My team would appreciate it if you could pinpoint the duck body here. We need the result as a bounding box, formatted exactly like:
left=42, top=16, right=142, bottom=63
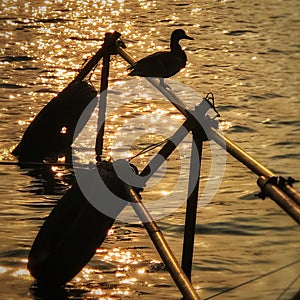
left=128, top=29, right=193, bottom=79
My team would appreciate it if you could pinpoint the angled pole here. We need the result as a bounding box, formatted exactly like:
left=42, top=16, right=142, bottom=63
left=95, top=46, right=111, bottom=160
left=257, top=176, right=300, bottom=224
left=128, top=186, right=201, bottom=300
left=210, top=128, right=300, bottom=224
left=281, top=183, right=300, bottom=207
left=139, top=120, right=190, bottom=179
left=181, top=132, right=203, bottom=280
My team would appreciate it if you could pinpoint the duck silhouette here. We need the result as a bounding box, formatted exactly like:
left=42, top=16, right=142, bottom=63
left=128, top=29, right=194, bottom=87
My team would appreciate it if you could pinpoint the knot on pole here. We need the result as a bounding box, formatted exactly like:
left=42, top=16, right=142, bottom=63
left=257, top=175, right=300, bottom=224
left=104, top=32, right=126, bottom=55
left=257, top=176, right=280, bottom=200
left=109, top=159, right=145, bottom=195
left=203, top=92, right=220, bottom=119
left=188, top=93, right=220, bottom=141
left=286, top=176, right=299, bottom=186
left=256, top=175, right=298, bottom=200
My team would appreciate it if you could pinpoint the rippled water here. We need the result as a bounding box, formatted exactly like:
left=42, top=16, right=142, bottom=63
left=0, top=0, right=299, bottom=299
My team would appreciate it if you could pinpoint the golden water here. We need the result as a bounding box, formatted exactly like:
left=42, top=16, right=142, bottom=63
left=0, top=0, right=299, bottom=299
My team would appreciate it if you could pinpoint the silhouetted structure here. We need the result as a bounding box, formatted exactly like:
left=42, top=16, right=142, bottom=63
left=28, top=161, right=130, bottom=286
left=12, top=80, right=97, bottom=162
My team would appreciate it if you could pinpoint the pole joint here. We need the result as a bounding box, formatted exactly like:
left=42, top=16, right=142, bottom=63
left=104, top=32, right=126, bottom=55
left=257, top=175, right=299, bottom=200
left=257, top=176, right=280, bottom=200
left=187, top=93, right=220, bottom=142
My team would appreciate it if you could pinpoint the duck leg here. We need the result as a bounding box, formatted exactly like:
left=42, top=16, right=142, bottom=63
left=159, top=78, right=172, bottom=90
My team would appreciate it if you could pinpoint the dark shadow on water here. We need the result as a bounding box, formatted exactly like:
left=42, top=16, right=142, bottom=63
left=29, top=282, right=89, bottom=300
left=18, top=166, right=73, bottom=197
left=18, top=150, right=77, bottom=196
left=25, top=165, right=74, bottom=196
left=29, top=283, right=70, bottom=300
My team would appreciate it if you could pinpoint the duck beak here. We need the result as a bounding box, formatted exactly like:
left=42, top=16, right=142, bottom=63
left=184, top=33, right=194, bottom=40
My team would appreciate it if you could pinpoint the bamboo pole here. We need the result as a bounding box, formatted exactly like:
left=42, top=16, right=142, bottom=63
left=181, top=133, right=203, bottom=280
left=95, top=51, right=110, bottom=160
left=128, top=187, right=201, bottom=300
left=257, top=176, right=300, bottom=224
left=281, top=183, right=300, bottom=207
left=139, top=121, right=190, bottom=178
left=209, top=128, right=273, bottom=177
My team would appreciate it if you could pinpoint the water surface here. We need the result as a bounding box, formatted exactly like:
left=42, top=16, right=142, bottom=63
left=0, top=0, right=299, bottom=299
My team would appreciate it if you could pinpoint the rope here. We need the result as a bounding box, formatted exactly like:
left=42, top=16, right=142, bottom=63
left=204, top=259, right=300, bottom=300
left=0, top=160, right=94, bottom=169
left=0, top=137, right=169, bottom=167
left=276, top=272, right=300, bottom=300
left=0, top=138, right=169, bottom=167
left=129, top=138, right=169, bottom=161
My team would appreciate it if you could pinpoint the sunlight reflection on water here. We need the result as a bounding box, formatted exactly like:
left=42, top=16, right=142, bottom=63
left=0, top=0, right=299, bottom=299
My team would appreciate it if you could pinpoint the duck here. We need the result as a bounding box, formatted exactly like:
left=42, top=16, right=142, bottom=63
left=128, top=29, right=194, bottom=87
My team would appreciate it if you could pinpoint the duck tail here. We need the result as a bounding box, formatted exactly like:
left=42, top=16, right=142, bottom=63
left=127, top=68, right=139, bottom=76
left=127, top=64, right=135, bottom=71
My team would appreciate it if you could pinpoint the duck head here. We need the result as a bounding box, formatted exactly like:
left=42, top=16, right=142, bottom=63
left=171, top=29, right=194, bottom=42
